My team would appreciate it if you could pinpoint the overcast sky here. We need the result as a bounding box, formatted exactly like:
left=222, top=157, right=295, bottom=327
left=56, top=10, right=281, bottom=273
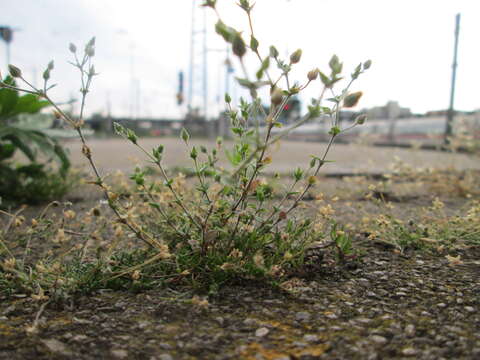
left=2, top=0, right=479, bottom=119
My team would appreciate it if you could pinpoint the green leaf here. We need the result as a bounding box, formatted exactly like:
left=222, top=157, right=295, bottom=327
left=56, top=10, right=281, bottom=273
left=0, top=142, right=15, bottom=160
left=15, top=94, right=50, bottom=114
left=215, top=20, right=237, bottom=43
left=0, top=77, right=19, bottom=120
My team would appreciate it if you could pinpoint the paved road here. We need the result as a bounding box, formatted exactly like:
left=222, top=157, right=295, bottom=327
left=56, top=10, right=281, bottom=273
left=64, top=137, right=480, bottom=176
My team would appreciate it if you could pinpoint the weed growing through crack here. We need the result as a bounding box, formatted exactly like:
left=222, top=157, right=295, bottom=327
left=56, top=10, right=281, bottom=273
left=1, top=0, right=371, bottom=297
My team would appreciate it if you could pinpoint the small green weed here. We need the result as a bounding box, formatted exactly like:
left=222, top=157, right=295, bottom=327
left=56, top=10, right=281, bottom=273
left=0, top=0, right=372, bottom=297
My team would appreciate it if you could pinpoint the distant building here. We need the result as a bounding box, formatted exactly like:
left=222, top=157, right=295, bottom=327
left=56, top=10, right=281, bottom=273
left=365, top=101, right=411, bottom=120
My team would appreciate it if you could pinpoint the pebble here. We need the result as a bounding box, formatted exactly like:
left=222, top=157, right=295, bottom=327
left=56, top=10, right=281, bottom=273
left=41, top=339, right=70, bottom=355
left=356, top=317, right=372, bottom=324
left=405, top=324, right=415, bottom=337
left=295, top=312, right=311, bottom=321
left=370, top=335, right=387, bottom=345
left=71, top=334, right=89, bottom=342
left=464, top=306, right=475, bottom=313
left=158, top=354, right=173, bottom=360
left=303, top=334, right=319, bottom=342
left=255, top=327, right=269, bottom=337
left=325, top=313, right=338, bottom=319
left=111, top=349, right=128, bottom=359
left=243, top=318, right=257, bottom=326
left=402, top=348, right=417, bottom=356
left=437, top=303, right=447, bottom=308
left=138, top=321, right=150, bottom=329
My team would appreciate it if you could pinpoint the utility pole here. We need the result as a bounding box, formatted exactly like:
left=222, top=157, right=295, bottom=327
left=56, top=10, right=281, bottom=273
left=444, top=13, right=460, bottom=145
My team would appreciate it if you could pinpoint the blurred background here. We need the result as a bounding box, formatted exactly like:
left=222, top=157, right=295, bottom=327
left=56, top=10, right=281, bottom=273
left=1, top=0, right=479, bottom=146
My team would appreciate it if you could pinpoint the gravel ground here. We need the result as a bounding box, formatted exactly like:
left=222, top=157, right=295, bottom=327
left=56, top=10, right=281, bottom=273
left=2, top=141, right=479, bottom=359
left=1, top=244, right=479, bottom=360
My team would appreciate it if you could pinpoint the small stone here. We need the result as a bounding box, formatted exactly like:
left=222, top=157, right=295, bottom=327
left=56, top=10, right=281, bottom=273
left=402, top=348, right=417, bottom=356
left=464, top=306, right=475, bottom=313
left=395, top=292, right=407, bottom=297
left=243, top=318, right=257, bottom=326
left=405, top=324, right=415, bottom=337
left=325, top=313, right=338, bottom=319
left=158, top=354, right=173, bottom=360
left=303, top=334, right=319, bottom=343
left=159, top=342, right=173, bottom=350
left=111, top=349, right=128, bottom=359
left=370, top=335, right=387, bottom=345
left=437, top=303, right=447, bottom=308
left=295, top=312, right=311, bottom=321
left=41, top=339, right=70, bottom=355
left=356, top=317, right=372, bottom=324
left=255, top=327, right=269, bottom=337
left=71, top=334, right=89, bottom=342
left=215, top=316, right=225, bottom=326
left=291, top=341, right=307, bottom=348
left=138, top=321, right=150, bottom=329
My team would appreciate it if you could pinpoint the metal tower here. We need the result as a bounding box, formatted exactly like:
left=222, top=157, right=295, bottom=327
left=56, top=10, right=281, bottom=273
left=187, top=1, right=208, bottom=120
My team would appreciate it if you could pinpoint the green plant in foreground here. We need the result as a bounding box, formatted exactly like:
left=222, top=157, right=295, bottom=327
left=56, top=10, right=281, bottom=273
left=0, top=0, right=370, bottom=292
left=0, top=75, right=71, bottom=208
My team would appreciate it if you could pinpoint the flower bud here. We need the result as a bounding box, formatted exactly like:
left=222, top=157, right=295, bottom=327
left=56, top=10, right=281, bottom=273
left=69, top=43, right=77, bottom=53
left=270, top=87, right=284, bottom=106
left=343, top=91, right=363, bottom=108
left=363, top=59, right=372, bottom=70
left=250, top=35, right=259, bottom=52
left=355, top=114, right=367, bottom=125
left=232, top=33, right=246, bottom=58
left=269, top=46, right=279, bottom=58
left=85, top=46, right=95, bottom=57
left=307, top=68, right=319, bottom=81
left=8, top=64, right=22, bottom=78
left=181, top=127, right=190, bottom=143
left=289, top=49, right=302, bottom=64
